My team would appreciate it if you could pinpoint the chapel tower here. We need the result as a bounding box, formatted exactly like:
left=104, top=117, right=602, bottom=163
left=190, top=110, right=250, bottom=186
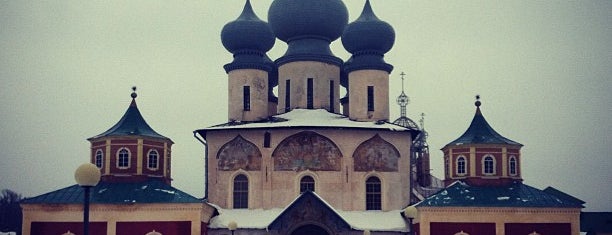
left=268, top=0, right=348, bottom=114
left=87, top=87, right=174, bottom=184
left=441, top=96, right=523, bottom=186
left=342, top=0, right=395, bottom=121
left=221, top=0, right=277, bottom=122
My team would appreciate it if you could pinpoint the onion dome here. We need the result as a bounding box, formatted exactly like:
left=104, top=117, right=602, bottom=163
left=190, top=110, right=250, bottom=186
left=342, top=0, right=395, bottom=73
left=221, top=0, right=275, bottom=72
left=268, top=0, right=348, bottom=65
left=445, top=97, right=522, bottom=147
left=88, top=87, right=171, bottom=142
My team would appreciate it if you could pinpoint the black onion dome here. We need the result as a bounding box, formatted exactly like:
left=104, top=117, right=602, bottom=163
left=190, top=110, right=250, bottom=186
left=268, top=0, right=348, bottom=42
left=221, top=0, right=275, bottom=53
left=342, top=0, right=395, bottom=54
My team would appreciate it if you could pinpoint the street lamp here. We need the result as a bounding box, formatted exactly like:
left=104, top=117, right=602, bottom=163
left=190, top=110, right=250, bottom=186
left=404, top=206, right=418, bottom=235
left=74, top=163, right=101, bottom=235
left=228, top=221, right=237, bottom=235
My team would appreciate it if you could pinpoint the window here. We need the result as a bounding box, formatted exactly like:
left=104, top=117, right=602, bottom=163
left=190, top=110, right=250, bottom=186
left=95, top=149, right=103, bottom=168
left=300, top=175, right=315, bottom=193
left=329, top=80, right=335, bottom=113
left=233, top=174, right=249, bottom=209
left=285, top=80, right=291, bottom=112
left=243, top=86, right=251, bottom=111
left=483, top=155, right=495, bottom=175
left=147, top=149, right=159, bottom=170
left=366, top=176, right=381, bottom=210
left=456, top=156, right=467, bottom=175
left=307, top=78, right=313, bottom=109
left=117, top=148, right=130, bottom=169
left=509, top=155, right=517, bottom=176
left=367, top=86, right=374, bottom=111
left=264, top=132, right=271, bottom=148
left=444, top=157, right=450, bottom=177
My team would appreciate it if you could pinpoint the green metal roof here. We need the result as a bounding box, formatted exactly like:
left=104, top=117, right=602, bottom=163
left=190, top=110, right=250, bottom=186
left=88, top=95, right=171, bottom=142
left=416, top=181, right=583, bottom=208
left=445, top=103, right=521, bottom=148
left=22, top=179, right=200, bottom=204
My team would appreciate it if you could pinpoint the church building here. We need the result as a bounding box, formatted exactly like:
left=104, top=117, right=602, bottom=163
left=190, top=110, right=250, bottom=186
left=195, top=0, right=419, bottom=234
left=20, top=1, right=586, bottom=235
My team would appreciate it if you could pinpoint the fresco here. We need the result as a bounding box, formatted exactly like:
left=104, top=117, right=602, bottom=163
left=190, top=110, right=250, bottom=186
left=353, top=135, right=400, bottom=172
left=217, top=136, right=262, bottom=171
left=272, top=132, right=342, bottom=171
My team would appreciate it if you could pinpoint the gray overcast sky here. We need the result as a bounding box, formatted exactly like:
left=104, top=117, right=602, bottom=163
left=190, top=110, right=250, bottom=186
left=1, top=1, right=610, bottom=211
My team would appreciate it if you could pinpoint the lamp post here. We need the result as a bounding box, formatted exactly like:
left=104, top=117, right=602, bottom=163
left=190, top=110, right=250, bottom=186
left=74, top=163, right=101, bottom=235
left=404, top=206, right=418, bottom=235
left=228, top=221, right=237, bottom=235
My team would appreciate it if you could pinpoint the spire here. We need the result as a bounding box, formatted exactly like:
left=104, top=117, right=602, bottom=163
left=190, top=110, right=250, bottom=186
left=397, top=72, right=409, bottom=117
left=88, top=87, right=171, bottom=141
left=130, top=86, right=137, bottom=106
left=392, top=72, right=418, bottom=129
left=419, top=113, right=426, bottom=130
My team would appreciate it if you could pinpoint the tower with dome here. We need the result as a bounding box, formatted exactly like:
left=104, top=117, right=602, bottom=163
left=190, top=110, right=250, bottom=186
left=196, top=0, right=419, bottom=234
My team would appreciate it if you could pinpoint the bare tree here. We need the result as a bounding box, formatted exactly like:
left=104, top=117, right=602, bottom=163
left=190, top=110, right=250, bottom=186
left=0, top=189, right=23, bottom=235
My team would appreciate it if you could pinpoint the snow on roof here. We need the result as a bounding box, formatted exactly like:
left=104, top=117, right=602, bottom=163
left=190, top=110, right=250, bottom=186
left=208, top=207, right=408, bottom=232
left=202, top=109, right=412, bottom=132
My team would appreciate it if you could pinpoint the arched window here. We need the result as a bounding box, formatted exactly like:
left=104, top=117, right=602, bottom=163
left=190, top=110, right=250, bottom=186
left=117, top=148, right=130, bottom=169
left=95, top=149, right=103, bottom=168
left=147, top=149, right=159, bottom=170
left=366, top=176, right=381, bottom=210
left=483, top=155, right=495, bottom=175
left=300, top=176, right=315, bottom=193
left=456, top=156, right=467, bottom=175
left=509, top=155, right=517, bottom=176
left=233, top=174, right=249, bottom=209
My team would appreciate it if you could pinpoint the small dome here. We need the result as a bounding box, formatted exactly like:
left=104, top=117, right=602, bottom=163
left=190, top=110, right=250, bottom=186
left=221, top=0, right=275, bottom=53
left=342, top=0, right=395, bottom=54
left=268, top=0, right=348, bottom=43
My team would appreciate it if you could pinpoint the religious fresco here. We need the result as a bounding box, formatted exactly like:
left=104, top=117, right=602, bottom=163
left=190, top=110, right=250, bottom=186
left=272, top=132, right=342, bottom=171
left=353, top=134, right=400, bottom=172
left=217, top=136, right=262, bottom=171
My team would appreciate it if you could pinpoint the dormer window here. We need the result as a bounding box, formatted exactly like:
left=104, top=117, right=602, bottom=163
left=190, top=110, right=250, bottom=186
left=117, top=148, right=131, bottom=169
left=147, top=149, right=159, bottom=170
left=456, top=155, right=467, bottom=176
left=95, top=149, right=104, bottom=168
left=483, top=155, right=495, bottom=175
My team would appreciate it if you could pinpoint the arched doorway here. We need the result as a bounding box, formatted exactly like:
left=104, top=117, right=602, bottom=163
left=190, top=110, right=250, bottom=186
left=290, top=224, right=330, bottom=235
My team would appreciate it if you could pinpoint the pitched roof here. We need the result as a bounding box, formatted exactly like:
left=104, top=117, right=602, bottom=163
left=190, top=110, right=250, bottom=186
left=88, top=98, right=171, bottom=141
left=445, top=104, right=521, bottom=147
left=22, top=179, right=200, bottom=204
left=415, top=181, right=583, bottom=208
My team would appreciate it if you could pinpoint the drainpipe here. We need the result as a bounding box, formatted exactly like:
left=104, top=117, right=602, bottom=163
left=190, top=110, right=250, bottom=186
left=193, top=131, right=208, bottom=200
